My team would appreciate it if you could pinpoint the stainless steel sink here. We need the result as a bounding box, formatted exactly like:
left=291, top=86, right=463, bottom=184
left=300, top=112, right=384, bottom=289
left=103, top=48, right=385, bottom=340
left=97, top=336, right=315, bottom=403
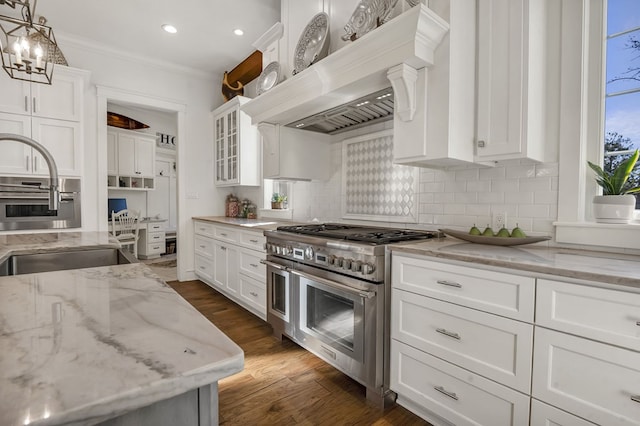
left=0, top=248, right=136, bottom=276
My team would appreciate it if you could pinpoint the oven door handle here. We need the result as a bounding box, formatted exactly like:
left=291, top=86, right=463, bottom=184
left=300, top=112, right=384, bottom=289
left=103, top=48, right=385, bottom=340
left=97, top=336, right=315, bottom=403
left=290, top=269, right=376, bottom=300
left=259, top=259, right=290, bottom=272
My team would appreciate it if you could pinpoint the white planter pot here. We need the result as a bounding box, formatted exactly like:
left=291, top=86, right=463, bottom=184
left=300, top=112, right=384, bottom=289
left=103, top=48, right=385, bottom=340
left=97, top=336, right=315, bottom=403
left=593, top=195, right=636, bottom=223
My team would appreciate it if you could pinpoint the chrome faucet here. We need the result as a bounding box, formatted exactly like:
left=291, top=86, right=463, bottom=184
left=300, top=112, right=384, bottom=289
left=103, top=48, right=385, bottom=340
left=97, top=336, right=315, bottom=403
left=0, top=133, right=60, bottom=210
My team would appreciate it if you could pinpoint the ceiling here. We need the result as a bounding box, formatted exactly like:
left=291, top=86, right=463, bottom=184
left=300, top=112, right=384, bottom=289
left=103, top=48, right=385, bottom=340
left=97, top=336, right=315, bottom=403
left=1, top=0, right=281, bottom=79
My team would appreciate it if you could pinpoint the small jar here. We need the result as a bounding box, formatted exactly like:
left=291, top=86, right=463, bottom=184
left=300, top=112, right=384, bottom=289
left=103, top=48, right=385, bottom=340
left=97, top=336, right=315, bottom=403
left=227, top=195, right=239, bottom=218
left=247, top=204, right=257, bottom=219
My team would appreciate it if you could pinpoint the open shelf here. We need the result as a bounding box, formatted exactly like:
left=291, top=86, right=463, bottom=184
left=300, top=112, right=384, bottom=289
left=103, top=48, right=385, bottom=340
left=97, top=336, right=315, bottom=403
left=108, top=175, right=155, bottom=191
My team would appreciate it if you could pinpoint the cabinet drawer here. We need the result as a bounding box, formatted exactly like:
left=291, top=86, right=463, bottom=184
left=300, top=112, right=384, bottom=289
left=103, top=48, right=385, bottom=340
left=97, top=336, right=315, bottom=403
left=215, top=225, right=239, bottom=243
left=195, top=255, right=214, bottom=283
left=239, top=274, right=266, bottom=320
left=146, top=242, right=165, bottom=256
left=146, top=231, right=165, bottom=244
left=391, top=340, right=530, bottom=426
left=239, top=248, right=265, bottom=281
left=147, top=222, right=165, bottom=232
left=392, top=289, right=533, bottom=393
left=532, top=327, right=640, bottom=426
left=195, top=235, right=214, bottom=258
left=194, top=221, right=215, bottom=238
left=391, top=254, right=535, bottom=321
left=240, top=230, right=266, bottom=251
left=537, top=279, right=640, bottom=351
left=530, top=399, right=597, bottom=426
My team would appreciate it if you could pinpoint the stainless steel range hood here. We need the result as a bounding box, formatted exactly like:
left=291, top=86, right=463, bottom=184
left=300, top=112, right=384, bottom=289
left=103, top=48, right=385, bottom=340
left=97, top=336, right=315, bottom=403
left=286, top=87, right=394, bottom=135
left=242, top=5, right=449, bottom=132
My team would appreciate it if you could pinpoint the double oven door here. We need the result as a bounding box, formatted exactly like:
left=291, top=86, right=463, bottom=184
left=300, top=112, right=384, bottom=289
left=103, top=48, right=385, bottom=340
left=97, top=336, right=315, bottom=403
left=264, top=256, right=381, bottom=389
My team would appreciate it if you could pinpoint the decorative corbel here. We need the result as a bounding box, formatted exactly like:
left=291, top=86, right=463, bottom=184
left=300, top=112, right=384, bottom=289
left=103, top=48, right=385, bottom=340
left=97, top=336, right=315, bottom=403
left=387, top=64, right=419, bottom=122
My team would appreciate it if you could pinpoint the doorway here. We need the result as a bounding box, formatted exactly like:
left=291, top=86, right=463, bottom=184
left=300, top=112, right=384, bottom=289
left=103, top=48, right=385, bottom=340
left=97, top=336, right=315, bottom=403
left=97, top=86, right=186, bottom=281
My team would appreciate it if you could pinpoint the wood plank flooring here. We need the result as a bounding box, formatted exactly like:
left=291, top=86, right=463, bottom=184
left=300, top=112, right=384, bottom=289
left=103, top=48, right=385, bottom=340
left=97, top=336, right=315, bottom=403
left=168, top=280, right=431, bottom=426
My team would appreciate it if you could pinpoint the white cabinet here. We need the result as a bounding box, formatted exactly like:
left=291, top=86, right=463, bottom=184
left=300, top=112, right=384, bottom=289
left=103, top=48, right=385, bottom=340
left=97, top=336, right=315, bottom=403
left=212, top=96, right=260, bottom=187
left=138, top=221, right=167, bottom=260
left=475, top=0, right=547, bottom=162
left=391, top=253, right=535, bottom=425
left=530, top=399, right=597, bottom=426
left=0, top=65, right=86, bottom=177
left=258, top=123, right=331, bottom=181
left=194, top=220, right=267, bottom=320
left=107, top=128, right=156, bottom=190
left=533, top=278, right=640, bottom=426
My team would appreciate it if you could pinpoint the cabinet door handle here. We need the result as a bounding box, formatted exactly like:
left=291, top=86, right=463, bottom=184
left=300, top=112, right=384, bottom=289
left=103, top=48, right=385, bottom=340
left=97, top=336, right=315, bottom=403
left=199, top=245, right=206, bottom=249
left=25, top=155, right=30, bottom=171
left=250, top=263, right=258, bottom=268
left=32, top=155, right=38, bottom=172
left=477, top=140, right=485, bottom=148
left=24, top=95, right=28, bottom=112
left=636, top=321, right=640, bottom=326
left=436, top=280, right=462, bottom=288
left=434, top=386, right=458, bottom=401
left=250, top=239, right=259, bottom=243
left=250, top=291, right=258, bottom=297
left=220, top=233, right=228, bottom=237
left=220, top=246, right=226, bottom=251
left=436, top=328, right=461, bottom=340
left=631, top=395, right=640, bottom=404
left=32, top=97, right=36, bottom=113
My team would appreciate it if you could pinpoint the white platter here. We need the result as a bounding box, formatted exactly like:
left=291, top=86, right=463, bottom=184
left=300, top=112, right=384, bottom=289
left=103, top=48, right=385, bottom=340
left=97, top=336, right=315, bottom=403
left=440, top=229, right=551, bottom=246
left=293, top=12, right=330, bottom=75
left=342, top=0, right=399, bottom=42
left=257, top=61, right=282, bottom=95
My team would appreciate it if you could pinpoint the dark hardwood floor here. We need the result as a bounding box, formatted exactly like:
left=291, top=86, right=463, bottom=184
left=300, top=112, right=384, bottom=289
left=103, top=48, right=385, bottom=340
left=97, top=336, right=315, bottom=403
left=168, top=280, right=430, bottom=425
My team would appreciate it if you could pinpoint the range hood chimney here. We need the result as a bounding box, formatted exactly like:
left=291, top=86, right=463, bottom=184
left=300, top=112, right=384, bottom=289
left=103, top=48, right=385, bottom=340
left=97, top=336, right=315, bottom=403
left=241, top=5, right=449, bottom=132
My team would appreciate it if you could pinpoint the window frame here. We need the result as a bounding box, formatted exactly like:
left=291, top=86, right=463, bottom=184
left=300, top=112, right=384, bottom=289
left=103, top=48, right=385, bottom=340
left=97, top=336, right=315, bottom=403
left=554, top=0, right=640, bottom=250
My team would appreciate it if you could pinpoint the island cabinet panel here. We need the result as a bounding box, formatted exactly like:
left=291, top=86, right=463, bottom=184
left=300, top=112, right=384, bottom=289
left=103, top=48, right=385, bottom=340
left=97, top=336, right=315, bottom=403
left=392, top=254, right=535, bottom=321
left=532, top=327, right=640, bottom=426
left=194, top=220, right=267, bottom=320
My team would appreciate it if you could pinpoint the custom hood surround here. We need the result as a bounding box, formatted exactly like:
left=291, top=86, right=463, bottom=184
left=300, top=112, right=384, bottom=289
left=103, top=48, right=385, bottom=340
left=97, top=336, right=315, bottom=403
left=241, top=4, right=449, bottom=133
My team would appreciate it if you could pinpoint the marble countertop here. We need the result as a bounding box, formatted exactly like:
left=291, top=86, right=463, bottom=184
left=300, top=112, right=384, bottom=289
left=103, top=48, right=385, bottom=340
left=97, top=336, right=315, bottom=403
left=390, top=236, right=640, bottom=288
left=192, top=216, right=297, bottom=231
left=0, top=232, right=244, bottom=426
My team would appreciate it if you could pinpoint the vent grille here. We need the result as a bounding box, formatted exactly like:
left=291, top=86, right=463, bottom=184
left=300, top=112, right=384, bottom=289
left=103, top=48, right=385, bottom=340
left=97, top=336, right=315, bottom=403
left=285, top=88, right=394, bottom=134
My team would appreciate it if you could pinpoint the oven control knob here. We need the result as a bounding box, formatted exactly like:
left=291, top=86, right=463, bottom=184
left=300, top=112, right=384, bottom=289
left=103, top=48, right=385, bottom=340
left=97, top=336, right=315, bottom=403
left=352, top=261, right=362, bottom=272
left=343, top=259, right=352, bottom=270
left=304, top=246, right=314, bottom=260
left=335, top=257, right=344, bottom=267
left=275, top=245, right=282, bottom=255
left=282, top=246, right=292, bottom=255
left=362, top=262, right=376, bottom=275
left=328, top=255, right=337, bottom=265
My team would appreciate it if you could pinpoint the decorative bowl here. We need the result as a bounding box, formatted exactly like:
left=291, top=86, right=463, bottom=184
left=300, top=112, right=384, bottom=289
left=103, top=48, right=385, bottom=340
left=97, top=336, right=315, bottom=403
left=293, top=12, right=330, bottom=75
left=257, top=61, right=282, bottom=95
left=439, top=229, right=551, bottom=246
left=342, top=0, right=399, bottom=42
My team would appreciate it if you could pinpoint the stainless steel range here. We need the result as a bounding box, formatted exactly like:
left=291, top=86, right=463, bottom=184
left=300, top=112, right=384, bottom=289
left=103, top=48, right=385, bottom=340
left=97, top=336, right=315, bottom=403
left=261, top=223, right=442, bottom=407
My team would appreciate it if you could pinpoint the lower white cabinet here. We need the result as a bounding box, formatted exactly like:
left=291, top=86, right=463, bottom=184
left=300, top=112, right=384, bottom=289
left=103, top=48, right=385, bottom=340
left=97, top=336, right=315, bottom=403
left=530, top=399, right=597, bottom=426
left=194, top=220, right=266, bottom=320
left=138, top=221, right=166, bottom=259
left=391, top=341, right=530, bottom=426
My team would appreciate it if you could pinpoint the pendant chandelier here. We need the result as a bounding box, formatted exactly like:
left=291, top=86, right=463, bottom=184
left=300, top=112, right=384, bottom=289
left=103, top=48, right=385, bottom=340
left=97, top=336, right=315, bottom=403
left=0, top=0, right=64, bottom=84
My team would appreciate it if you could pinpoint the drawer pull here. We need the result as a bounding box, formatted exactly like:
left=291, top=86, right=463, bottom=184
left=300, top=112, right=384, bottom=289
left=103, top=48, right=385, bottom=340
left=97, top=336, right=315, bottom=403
left=632, top=395, right=640, bottom=404
left=250, top=239, right=259, bottom=243
left=220, top=233, right=228, bottom=237
left=199, top=245, right=206, bottom=249
left=220, top=246, right=226, bottom=251
left=434, top=386, right=459, bottom=401
left=199, top=266, right=205, bottom=270
left=250, top=263, right=258, bottom=268
left=436, top=328, right=461, bottom=340
left=636, top=321, right=640, bottom=327
left=250, top=291, right=258, bottom=297
left=436, top=280, right=462, bottom=288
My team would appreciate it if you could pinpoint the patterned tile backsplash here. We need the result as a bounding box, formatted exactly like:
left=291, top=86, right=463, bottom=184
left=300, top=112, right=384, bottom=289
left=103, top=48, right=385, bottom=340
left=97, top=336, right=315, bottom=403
left=289, top=126, right=558, bottom=236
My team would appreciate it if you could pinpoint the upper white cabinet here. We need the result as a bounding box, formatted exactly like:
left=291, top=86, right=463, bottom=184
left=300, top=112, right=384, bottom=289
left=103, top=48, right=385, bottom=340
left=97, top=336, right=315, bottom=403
left=475, top=0, right=547, bottom=163
left=107, top=128, right=156, bottom=190
left=258, top=123, right=331, bottom=181
left=212, top=96, right=260, bottom=187
left=0, top=66, right=87, bottom=176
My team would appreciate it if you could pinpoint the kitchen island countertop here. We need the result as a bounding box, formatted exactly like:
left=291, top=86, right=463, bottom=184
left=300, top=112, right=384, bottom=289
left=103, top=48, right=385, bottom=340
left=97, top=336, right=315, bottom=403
left=0, top=232, right=243, bottom=426
left=390, top=236, right=640, bottom=288
left=192, top=216, right=299, bottom=231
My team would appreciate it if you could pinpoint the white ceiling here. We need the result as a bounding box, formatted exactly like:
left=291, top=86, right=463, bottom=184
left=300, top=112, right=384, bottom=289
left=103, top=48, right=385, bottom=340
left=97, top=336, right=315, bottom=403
left=1, top=0, right=281, bottom=78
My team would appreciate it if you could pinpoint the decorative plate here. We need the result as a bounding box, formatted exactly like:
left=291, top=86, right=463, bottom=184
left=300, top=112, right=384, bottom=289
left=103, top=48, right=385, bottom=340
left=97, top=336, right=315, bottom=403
left=439, top=229, right=551, bottom=246
left=341, top=0, right=399, bottom=42
left=293, top=12, right=330, bottom=75
left=257, top=61, right=282, bottom=95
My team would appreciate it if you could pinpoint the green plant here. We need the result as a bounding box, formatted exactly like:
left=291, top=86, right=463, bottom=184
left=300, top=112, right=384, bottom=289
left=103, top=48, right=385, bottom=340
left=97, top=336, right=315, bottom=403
left=271, top=193, right=287, bottom=203
left=588, top=149, right=640, bottom=195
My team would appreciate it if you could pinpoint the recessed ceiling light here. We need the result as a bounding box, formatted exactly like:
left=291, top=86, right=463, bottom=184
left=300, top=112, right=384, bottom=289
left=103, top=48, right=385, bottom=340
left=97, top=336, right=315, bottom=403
left=162, top=24, right=177, bottom=34
left=234, top=29, right=244, bottom=36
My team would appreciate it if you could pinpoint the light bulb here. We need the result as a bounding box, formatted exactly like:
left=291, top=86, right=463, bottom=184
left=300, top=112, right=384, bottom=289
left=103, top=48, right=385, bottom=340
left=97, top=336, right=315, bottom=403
left=161, top=24, right=177, bottom=34
left=34, top=43, right=43, bottom=69
left=20, top=37, right=30, bottom=57
left=13, top=39, right=23, bottom=65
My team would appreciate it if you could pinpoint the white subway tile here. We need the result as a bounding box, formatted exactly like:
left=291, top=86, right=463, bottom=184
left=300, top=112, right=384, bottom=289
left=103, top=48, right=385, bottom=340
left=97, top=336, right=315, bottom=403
left=434, top=192, right=455, bottom=203
left=466, top=180, right=492, bottom=192
left=445, top=181, right=467, bottom=193
left=476, top=192, right=505, bottom=204
left=479, top=166, right=506, bottom=180
left=535, top=163, right=559, bottom=177
left=455, top=192, right=478, bottom=204
left=422, top=182, right=445, bottom=193
left=534, top=191, right=558, bottom=205
left=491, top=179, right=519, bottom=192
left=532, top=219, right=555, bottom=234
left=518, top=204, right=551, bottom=218
left=466, top=204, right=491, bottom=216
left=420, top=192, right=434, bottom=204
left=505, top=191, right=534, bottom=204
left=506, top=164, right=536, bottom=178
left=455, top=168, right=479, bottom=181
left=418, top=214, right=434, bottom=224
left=444, top=204, right=466, bottom=215
left=422, top=204, right=444, bottom=214
left=519, top=177, right=552, bottom=192
left=420, top=171, right=436, bottom=183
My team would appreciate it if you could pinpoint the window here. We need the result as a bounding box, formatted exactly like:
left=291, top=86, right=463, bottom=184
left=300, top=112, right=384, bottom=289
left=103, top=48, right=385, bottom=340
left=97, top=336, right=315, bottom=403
left=263, top=179, right=291, bottom=209
left=603, top=0, right=640, bottom=207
